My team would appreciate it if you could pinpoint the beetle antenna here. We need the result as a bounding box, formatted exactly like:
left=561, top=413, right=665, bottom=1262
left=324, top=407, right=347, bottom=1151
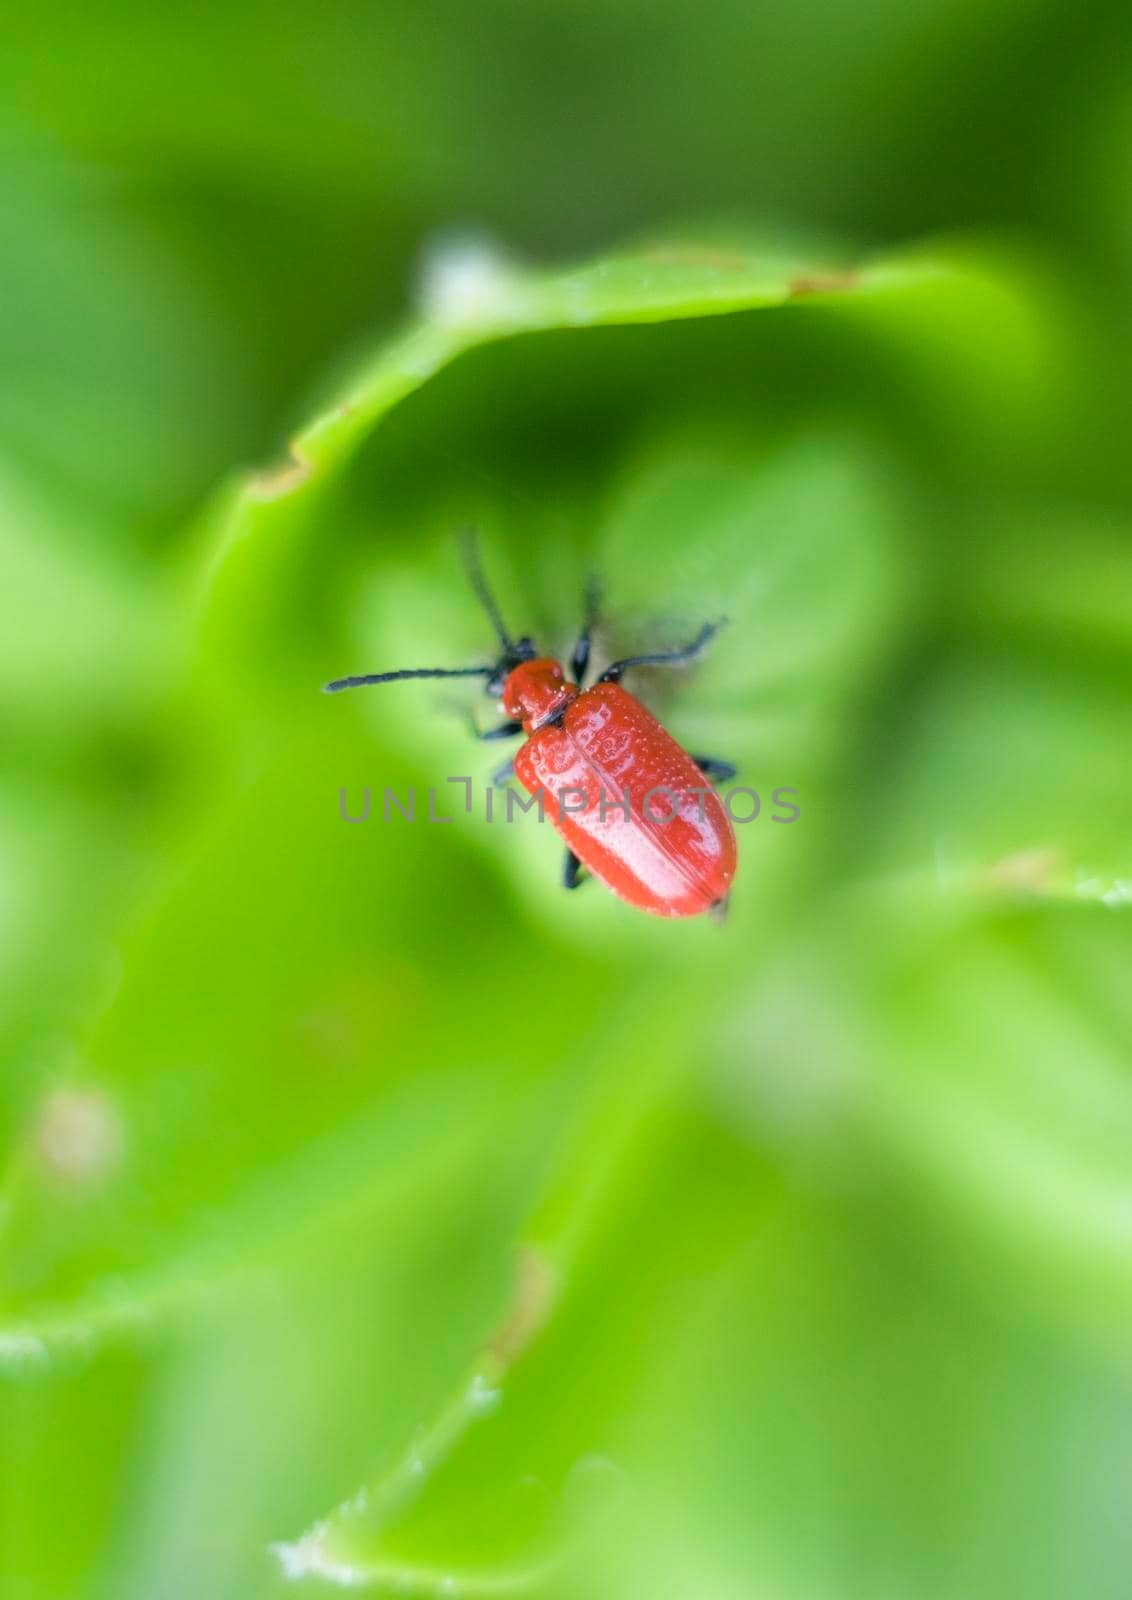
left=324, top=666, right=493, bottom=693
left=459, top=526, right=516, bottom=652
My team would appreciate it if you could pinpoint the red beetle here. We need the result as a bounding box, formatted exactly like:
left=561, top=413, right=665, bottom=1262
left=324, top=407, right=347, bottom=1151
left=325, top=536, right=738, bottom=919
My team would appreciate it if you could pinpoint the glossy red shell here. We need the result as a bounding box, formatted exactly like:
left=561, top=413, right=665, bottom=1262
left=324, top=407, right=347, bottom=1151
left=509, top=679, right=737, bottom=918
left=501, top=658, right=576, bottom=730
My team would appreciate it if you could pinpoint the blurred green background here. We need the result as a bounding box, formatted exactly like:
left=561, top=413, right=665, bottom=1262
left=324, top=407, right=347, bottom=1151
left=4, top=3, right=1132, bottom=1597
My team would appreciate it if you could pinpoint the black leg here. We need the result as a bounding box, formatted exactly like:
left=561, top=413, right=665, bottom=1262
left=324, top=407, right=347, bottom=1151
left=563, top=849, right=587, bottom=890
left=569, top=576, right=601, bottom=686
left=692, top=754, right=737, bottom=784
left=475, top=718, right=523, bottom=742
left=479, top=720, right=522, bottom=785
left=597, top=620, right=723, bottom=685
left=491, top=757, right=516, bottom=787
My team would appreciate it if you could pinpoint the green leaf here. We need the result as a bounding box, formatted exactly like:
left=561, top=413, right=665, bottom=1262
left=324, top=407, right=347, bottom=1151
left=4, top=227, right=1124, bottom=1600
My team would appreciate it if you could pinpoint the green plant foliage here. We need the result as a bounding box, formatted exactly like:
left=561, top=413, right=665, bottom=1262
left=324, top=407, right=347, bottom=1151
left=3, top=9, right=1132, bottom=1599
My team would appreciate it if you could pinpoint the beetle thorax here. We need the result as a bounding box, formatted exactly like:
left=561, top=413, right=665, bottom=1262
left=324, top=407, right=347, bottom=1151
left=501, top=658, right=578, bottom=731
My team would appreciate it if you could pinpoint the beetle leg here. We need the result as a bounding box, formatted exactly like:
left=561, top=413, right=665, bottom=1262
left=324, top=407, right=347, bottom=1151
left=569, top=575, right=601, bottom=685
left=479, top=719, right=523, bottom=741
left=692, top=755, right=737, bottom=784
left=459, top=709, right=523, bottom=742
left=563, top=849, right=587, bottom=890
left=480, top=720, right=522, bottom=785
left=597, top=619, right=723, bottom=684
left=491, top=757, right=516, bottom=787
